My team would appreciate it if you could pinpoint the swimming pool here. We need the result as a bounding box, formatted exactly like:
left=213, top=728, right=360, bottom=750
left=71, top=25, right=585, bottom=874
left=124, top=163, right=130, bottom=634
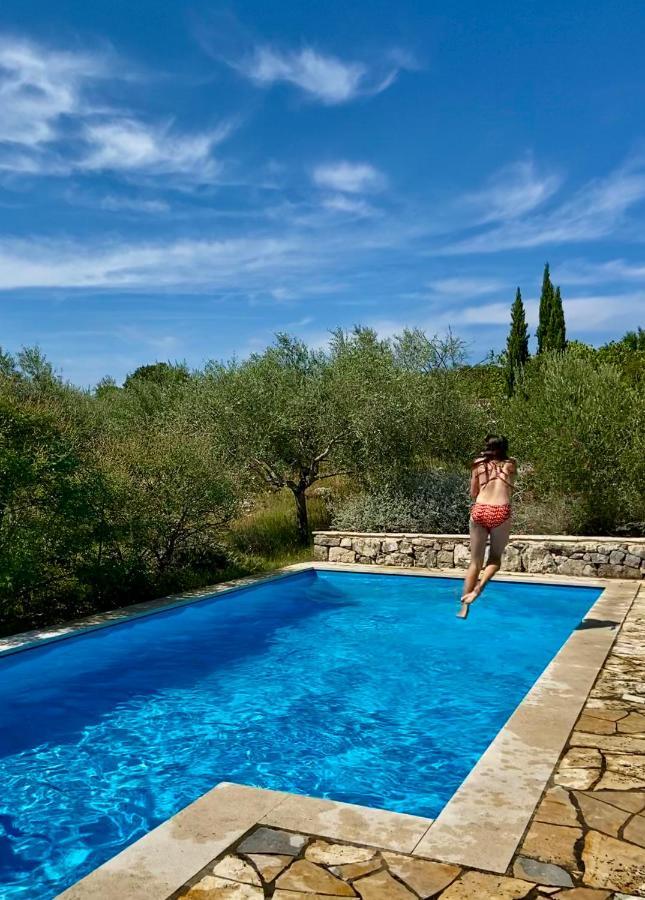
left=0, top=568, right=600, bottom=899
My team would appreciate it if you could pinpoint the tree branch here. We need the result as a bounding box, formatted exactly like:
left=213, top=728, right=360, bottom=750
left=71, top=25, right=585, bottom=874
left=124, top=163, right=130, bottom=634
left=313, top=432, right=346, bottom=466
left=251, top=457, right=285, bottom=490
left=315, top=470, right=355, bottom=481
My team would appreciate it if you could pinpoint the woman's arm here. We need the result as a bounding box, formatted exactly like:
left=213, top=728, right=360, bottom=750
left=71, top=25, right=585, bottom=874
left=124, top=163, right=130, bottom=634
left=470, top=459, right=484, bottom=499
left=506, top=457, right=518, bottom=486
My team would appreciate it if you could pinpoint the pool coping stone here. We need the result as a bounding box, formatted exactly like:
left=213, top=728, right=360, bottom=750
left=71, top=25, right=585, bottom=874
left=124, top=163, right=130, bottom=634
left=57, top=783, right=287, bottom=900
left=259, top=793, right=434, bottom=853
left=10, top=563, right=633, bottom=898
left=413, top=578, right=637, bottom=871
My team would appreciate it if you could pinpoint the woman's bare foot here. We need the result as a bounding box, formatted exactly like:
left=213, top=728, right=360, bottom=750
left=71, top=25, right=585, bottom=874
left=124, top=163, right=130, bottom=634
left=456, top=589, right=479, bottom=619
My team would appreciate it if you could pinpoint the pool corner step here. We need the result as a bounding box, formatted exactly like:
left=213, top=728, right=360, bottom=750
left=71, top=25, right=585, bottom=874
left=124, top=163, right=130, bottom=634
left=56, top=783, right=286, bottom=900
left=261, top=792, right=434, bottom=855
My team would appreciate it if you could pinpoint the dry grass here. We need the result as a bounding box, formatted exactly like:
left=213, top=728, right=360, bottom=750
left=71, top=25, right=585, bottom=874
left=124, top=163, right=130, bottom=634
left=227, top=489, right=331, bottom=563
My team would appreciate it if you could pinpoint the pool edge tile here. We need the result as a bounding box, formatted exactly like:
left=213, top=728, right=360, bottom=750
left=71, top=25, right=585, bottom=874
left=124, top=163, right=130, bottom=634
left=260, top=793, right=434, bottom=854
left=411, top=580, right=639, bottom=873
left=55, top=782, right=286, bottom=900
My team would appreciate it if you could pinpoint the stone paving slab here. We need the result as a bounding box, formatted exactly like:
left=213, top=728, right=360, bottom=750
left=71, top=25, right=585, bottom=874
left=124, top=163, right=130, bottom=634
left=172, top=827, right=641, bottom=899
left=513, top=585, right=645, bottom=897
left=260, top=793, right=434, bottom=854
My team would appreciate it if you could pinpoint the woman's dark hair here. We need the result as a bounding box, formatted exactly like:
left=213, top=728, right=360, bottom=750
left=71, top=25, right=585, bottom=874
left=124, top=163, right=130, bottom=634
left=482, top=434, right=509, bottom=461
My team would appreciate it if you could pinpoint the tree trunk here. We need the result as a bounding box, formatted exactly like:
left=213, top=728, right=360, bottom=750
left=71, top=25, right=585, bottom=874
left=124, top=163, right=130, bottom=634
left=291, top=487, right=309, bottom=545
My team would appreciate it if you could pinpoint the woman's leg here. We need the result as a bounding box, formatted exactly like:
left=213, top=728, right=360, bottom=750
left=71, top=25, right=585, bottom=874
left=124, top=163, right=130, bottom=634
left=470, top=515, right=513, bottom=600
left=457, top=519, right=488, bottom=616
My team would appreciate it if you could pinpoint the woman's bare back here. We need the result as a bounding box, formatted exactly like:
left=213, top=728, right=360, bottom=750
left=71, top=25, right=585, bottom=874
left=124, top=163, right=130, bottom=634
left=472, top=457, right=516, bottom=506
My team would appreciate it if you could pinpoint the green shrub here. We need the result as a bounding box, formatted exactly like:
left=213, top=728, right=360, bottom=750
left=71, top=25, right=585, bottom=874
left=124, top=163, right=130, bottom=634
left=502, top=352, right=645, bottom=534
left=510, top=493, right=584, bottom=535
left=0, top=353, right=241, bottom=635
left=331, top=470, right=470, bottom=533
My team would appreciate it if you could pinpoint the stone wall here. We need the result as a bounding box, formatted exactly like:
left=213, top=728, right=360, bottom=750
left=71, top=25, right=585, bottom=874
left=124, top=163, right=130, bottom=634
left=313, top=532, right=645, bottom=579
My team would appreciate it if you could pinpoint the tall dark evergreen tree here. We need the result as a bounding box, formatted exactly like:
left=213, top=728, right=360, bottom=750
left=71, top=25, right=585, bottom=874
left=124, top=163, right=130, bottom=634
left=536, top=262, right=554, bottom=353
left=505, top=287, right=530, bottom=395
left=620, top=327, right=645, bottom=351
left=551, top=285, right=566, bottom=351
left=537, top=263, right=567, bottom=352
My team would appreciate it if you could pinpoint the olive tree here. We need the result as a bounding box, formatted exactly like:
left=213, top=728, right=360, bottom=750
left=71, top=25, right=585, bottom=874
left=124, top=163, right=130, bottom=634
left=92, top=383, right=239, bottom=592
left=502, top=351, right=645, bottom=533
left=0, top=350, right=102, bottom=632
left=199, top=329, right=423, bottom=543
left=390, top=328, right=491, bottom=465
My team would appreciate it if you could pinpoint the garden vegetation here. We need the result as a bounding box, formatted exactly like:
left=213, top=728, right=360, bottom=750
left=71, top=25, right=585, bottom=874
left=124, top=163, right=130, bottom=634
left=1, top=269, right=643, bottom=634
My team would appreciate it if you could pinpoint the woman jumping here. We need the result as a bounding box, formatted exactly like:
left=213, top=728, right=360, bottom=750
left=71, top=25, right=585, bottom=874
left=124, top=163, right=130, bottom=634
left=457, top=434, right=516, bottom=619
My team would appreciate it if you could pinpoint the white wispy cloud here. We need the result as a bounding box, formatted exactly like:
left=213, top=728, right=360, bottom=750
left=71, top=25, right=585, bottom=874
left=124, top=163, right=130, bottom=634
left=360, top=293, right=644, bottom=348
left=457, top=301, right=529, bottom=325
left=321, top=194, right=377, bottom=217
left=117, top=326, right=181, bottom=352
left=558, top=257, right=645, bottom=285
left=269, top=283, right=346, bottom=302
left=0, top=35, right=231, bottom=183
left=442, top=294, right=643, bottom=331
left=443, top=157, right=645, bottom=254
left=99, top=194, right=170, bottom=214
left=313, top=161, right=385, bottom=193
left=0, top=37, right=104, bottom=145
left=79, top=118, right=230, bottom=180
left=460, top=159, right=561, bottom=226
left=234, top=45, right=406, bottom=104
left=0, top=213, right=414, bottom=294
left=0, top=235, right=306, bottom=291
left=561, top=294, right=645, bottom=329
left=428, top=276, right=505, bottom=297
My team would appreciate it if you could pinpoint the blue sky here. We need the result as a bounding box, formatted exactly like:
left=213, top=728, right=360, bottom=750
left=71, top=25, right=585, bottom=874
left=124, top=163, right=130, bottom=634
left=1, top=0, right=644, bottom=386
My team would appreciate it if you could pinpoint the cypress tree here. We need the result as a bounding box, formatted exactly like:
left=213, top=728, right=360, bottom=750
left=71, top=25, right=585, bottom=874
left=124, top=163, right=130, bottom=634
left=551, top=285, right=566, bottom=351
left=536, top=262, right=554, bottom=353
left=505, top=287, right=530, bottom=395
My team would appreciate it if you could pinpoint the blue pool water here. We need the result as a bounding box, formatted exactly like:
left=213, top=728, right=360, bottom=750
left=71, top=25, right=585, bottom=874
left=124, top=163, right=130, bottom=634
left=0, top=569, right=599, bottom=899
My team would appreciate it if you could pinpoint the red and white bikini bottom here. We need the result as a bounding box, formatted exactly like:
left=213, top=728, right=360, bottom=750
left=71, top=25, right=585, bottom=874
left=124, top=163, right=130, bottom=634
left=471, top=503, right=512, bottom=531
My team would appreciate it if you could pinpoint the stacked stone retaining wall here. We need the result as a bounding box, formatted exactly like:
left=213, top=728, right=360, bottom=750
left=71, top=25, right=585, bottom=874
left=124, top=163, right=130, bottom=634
left=313, top=532, right=645, bottom=579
